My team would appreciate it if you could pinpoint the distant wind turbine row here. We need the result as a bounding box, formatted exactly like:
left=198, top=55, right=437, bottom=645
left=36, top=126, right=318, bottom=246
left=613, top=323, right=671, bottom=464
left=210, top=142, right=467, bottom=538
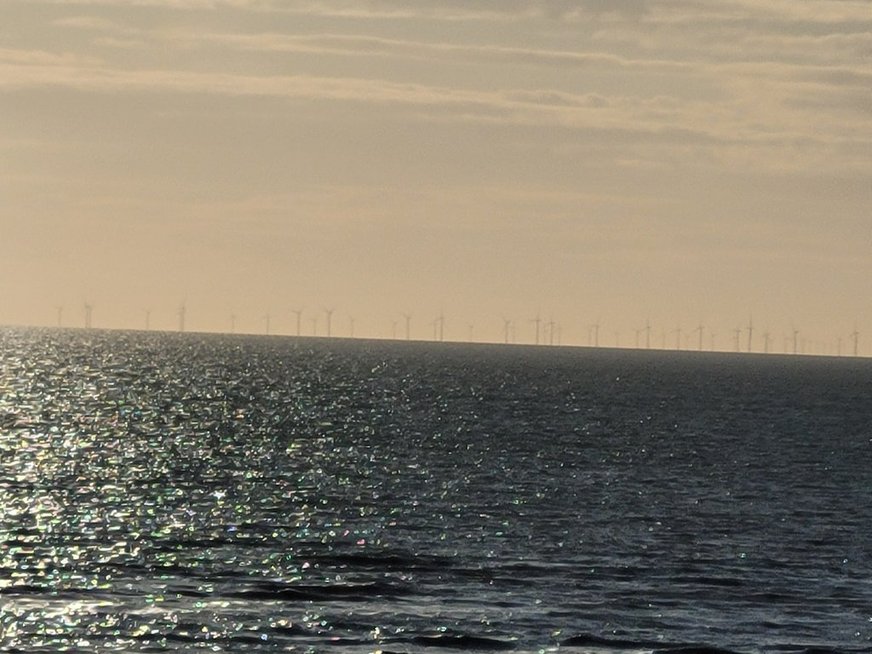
left=47, top=303, right=866, bottom=357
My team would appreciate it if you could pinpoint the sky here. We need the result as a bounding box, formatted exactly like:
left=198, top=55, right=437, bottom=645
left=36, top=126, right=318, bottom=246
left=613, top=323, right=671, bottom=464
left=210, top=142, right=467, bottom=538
left=1, top=0, right=871, bottom=352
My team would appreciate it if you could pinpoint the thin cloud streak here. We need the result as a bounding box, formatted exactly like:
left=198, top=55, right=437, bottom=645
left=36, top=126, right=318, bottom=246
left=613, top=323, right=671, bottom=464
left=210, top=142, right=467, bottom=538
left=3, top=38, right=867, bottom=143
left=185, top=31, right=695, bottom=73
left=0, top=55, right=851, bottom=143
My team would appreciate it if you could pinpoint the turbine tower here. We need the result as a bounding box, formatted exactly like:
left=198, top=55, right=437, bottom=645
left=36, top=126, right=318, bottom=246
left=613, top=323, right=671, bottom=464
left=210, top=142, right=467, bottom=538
left=83, top=302, right=93, bottom=329
left=145, top=309, right=151, bottom=331
left=747, top=316, right=754, bottom=353
left=501, top=317, right=512, bottom=345
left=56, top=306, right=63, bottom=328
left=292, top=309, right=303, bottom=337
left=434, top=312, right=444, bottom=342
left=851, top=327, right=859, bottom=356
left=402, top=313, right=412, bottom=341
left=645, top=320, right=651, bottom=349
left=348, top=315, right=355, bottom=338
left=264, top=313, right=271, bottom=335
left=324, top=308, right=334, bottom=337
left=694, top=323, right=703, bottom=351
left=532, top=314, right=542, bottom=345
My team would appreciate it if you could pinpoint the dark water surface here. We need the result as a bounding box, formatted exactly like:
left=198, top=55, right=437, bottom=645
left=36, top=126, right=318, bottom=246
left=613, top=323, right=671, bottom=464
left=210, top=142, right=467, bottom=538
left=1, top=328, right=870, bottom=653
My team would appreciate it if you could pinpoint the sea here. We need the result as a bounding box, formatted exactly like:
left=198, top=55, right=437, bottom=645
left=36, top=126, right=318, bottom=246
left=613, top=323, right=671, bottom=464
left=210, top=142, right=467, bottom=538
left=1, top=327, right=870, bottom=654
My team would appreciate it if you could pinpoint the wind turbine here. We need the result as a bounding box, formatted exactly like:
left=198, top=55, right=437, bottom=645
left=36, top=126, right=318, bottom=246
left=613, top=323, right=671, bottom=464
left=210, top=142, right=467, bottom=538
left=264, top=313, right=271, bottom=335
left=532, top=313, right=542, bottom=345
left=792, top=326, right=799, bottom=355
left=177, top=301, right=186, bottom=333
left=645, top=319, right=651, bottom=349
left=292, top=308, right=303, bottom=337
left=324, top=308, right=334, bottom=337
left=391, top=319, right=398, bottom=340
left=83, top=302, right=93, bottom=329
left=56, top=306, right=63, bottom=328
left=402, top=313, right=412, bottom=341
left=733, top=327, right=742, bottom=352
left=694, top=323, right=703, bottom=351
left=348, top=315, right=355, bottom=338
left=501, top=317, right=512, bottom=345
left=851, top=327, right=859, bottom=356
left=747, top=316, right=754, bottom=353
left=145, top=309, right=151, bottom=331
left=546, top=317, right=556, bottom=346
left=589, top=321, right=600, bottom=347
left=432, top=312, right=444, bottom=342
left=230, top=313, right=236, bottom=334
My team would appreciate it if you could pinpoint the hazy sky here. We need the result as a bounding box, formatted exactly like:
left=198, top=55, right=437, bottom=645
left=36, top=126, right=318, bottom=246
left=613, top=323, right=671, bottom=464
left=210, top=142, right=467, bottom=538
left=2, top=0, right=871, bottom=350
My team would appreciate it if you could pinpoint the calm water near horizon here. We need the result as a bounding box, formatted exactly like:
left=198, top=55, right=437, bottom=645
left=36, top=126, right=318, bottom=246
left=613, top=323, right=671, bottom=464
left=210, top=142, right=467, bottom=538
left=1, top=328, right=870, bottom=653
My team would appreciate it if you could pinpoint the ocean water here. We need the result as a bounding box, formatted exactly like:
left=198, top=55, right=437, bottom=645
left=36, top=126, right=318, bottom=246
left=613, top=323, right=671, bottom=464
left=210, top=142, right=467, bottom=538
left=1, top=328, right=870, bottom=654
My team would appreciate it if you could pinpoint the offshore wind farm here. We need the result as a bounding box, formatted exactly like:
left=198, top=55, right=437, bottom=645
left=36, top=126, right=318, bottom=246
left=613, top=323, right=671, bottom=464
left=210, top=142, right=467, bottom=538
left=24, top=299, right=868, bottom=357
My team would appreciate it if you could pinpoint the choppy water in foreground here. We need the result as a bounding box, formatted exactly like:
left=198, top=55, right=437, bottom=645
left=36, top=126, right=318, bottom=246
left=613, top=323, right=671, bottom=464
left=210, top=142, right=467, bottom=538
left=1, top=328, right=871, bottom=654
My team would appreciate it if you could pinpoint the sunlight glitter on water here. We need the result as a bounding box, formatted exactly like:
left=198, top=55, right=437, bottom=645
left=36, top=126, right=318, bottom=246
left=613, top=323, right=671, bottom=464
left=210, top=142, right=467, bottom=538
left=1, top=328, right=871, bottom=653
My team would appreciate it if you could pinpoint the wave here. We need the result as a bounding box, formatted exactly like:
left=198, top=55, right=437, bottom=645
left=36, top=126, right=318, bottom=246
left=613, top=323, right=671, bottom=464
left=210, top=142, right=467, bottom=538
left=561, top=634, right=745, bottom=654
left=227, top=579, right=412, bottom=602
left=307, top=550, right=452, bottom=572
left=361, top=633, right=518, bottom=651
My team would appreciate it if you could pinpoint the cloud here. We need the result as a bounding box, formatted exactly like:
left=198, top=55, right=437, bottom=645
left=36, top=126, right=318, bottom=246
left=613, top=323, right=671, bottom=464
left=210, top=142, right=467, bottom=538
left=0, top=47, right=102, bottom=67
left=5, top=54, right=866, bottom=174
left=184, top=31, right=692, bottom=73
left=52, top=15, right=120, bottom=29
left=3, top=0, right=870, bottom=180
